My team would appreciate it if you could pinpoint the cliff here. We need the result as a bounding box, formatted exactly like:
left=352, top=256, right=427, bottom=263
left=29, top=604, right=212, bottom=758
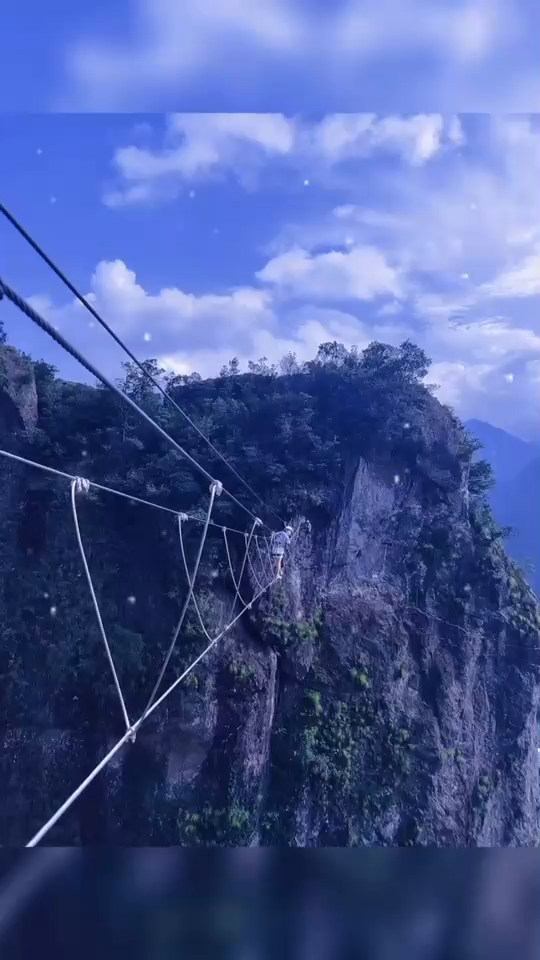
left=1, top=341, right=539, bottom=846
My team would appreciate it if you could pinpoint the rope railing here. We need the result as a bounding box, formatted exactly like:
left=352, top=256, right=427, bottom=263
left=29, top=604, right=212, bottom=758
left=0, top=448, right=267, bottom=539
left=0, top=276, right=275, bottom=533
left=19, top=471, right=277, bottom=847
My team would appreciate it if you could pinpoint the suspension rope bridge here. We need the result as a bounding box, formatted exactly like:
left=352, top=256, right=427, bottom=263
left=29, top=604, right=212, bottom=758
left=0, top=444, right=278, bottom=847
left=0, top=271, right=283, bottom=846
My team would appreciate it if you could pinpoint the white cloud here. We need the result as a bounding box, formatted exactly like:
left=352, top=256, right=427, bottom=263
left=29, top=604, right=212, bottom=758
left=273, top=116, right=540, bottom=332
left=159, top=312, right=369, bottom=380
left=27, top=245, right=540, bottom=439
left=429, top=316, right=540, bottom=362
left=308, top=113, right=458, bottom=166
left=65, top=0, right=305, bottom=110
left=257, top=245, right=404, bottom=302
left=24, top=113, right=540, bottom=439
left=59, top=0, right=538, bottom=112
left=327, top=0, right=510, bottom=64
left=479, top=252, right=540, bottom=300
left=103, top=113, right=464, bottom=206
left=104, top=113, right=297, bottom=205
left=33, top=259, right=274, bottom=355
left=27, top=259, right=373, bottom=382
left=430, top=357, right=540, bottom=436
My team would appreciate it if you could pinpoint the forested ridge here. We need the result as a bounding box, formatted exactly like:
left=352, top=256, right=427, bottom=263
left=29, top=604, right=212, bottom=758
left=1, top=325, right=539, bottom=846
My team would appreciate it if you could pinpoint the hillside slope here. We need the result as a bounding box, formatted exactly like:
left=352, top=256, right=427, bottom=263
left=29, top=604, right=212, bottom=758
left=1, top=341, right=540, bottom=846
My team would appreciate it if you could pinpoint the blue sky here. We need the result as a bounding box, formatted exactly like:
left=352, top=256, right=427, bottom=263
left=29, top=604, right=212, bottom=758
left=1, top=112, right=540, bottom=441
left=1, top=1, right=539, bottom=112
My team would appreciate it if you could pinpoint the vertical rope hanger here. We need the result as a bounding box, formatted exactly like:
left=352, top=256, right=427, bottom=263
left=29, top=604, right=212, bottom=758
left=254, top=535, right=275, bottom=584
left=71, top=477, right=132, bottom=736
left=222, top=527, right=251, bottom=609
left=226, top=518, right=262, bottom=621
left=178, top=516, right=262, bottom=639
left=139, top=479, right=223, bottom=722
left=244, top=532, right=266, bottom=593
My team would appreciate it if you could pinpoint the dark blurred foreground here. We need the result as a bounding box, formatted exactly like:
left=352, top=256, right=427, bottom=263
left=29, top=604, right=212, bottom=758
left=1, top=849, right=540, bottom=959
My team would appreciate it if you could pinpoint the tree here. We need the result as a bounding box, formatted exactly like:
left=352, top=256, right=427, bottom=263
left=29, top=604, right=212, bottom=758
left=219, top=357, right=241, bottom=377
left=279, top=352, right=299, bottom=376
left=360, top=340, right=431, bottom=384
left=396, top=340, right=431, bottom=383
left=247, top=357, right=278, bottom=377
left=468, top=459, right=495, bottom=496
left=0, top=316, right=6, bottom=346
left=33, top=359, right=58, bottom=388
left=118, top=359, right=165, bottom=405
left=315, top=341, right=351, bottom=368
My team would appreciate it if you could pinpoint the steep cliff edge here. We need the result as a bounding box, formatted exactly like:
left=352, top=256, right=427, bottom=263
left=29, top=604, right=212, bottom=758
left=1, top=342, right=539, bottom=846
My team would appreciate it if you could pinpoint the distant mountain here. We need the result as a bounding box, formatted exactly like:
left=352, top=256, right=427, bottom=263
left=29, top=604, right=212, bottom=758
left=490, top=456, right=540, bottom=594
left=465, top=419, right=539, bottom=593
left=464, top=419, right=537, bottom=485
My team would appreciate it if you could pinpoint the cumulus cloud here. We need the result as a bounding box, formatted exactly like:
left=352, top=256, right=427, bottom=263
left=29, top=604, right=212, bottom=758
left=104, top=113, right=297, bottom=205
left=84, top=260, right=273, bottom=342
left=256, top=245, right=404, bottom=302
left=23, top=115, right=540, bottom=439
left=270, top=116, right=540, bottom=327
left=29, top=258, right=382, bottom=379
left=27, top=244, right=540, bottom=439
left=103, top=113, right=464, bottom=206
left=160, top=312, right=371, bottom=380
left=29, top=259, right=276, bottom=365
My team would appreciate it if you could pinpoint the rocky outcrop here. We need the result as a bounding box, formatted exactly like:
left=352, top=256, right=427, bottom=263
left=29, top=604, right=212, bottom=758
left=1, top=350, right=539, bottom=847
left=94, top=438, right=539, bottom=847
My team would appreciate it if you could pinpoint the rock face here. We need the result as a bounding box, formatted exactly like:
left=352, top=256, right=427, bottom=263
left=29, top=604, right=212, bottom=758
left=1, top=351, right=540, bottom=847
left=162, top=444, right=540, bottom=847
left=149, top=397, right=540, bottom=848
left=0, top=345, right=38, bottom=435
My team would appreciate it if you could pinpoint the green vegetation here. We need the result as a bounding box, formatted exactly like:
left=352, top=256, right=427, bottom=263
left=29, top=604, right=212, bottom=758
left=176, top=804, right=253, bottom=846
left=261, top=613, right=321, bottom=652
left=1, top=330, right=538, bottom=845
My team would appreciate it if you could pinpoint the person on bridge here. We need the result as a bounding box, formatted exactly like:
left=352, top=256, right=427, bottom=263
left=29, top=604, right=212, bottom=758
left=272, top=525, right=293, bottom=579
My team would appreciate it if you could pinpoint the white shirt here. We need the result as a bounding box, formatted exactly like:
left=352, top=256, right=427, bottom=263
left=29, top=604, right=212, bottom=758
left=272, top=530, right=291, bottom=550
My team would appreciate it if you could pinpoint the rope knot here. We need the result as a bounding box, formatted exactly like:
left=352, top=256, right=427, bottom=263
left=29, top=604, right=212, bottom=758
left=75, top=477, right=90, bottom=495
left=254, top=517, right=262, bottom=527
left=210, top=479, right=223, bottom=497
left=178, top=512, right=189, bottom=522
